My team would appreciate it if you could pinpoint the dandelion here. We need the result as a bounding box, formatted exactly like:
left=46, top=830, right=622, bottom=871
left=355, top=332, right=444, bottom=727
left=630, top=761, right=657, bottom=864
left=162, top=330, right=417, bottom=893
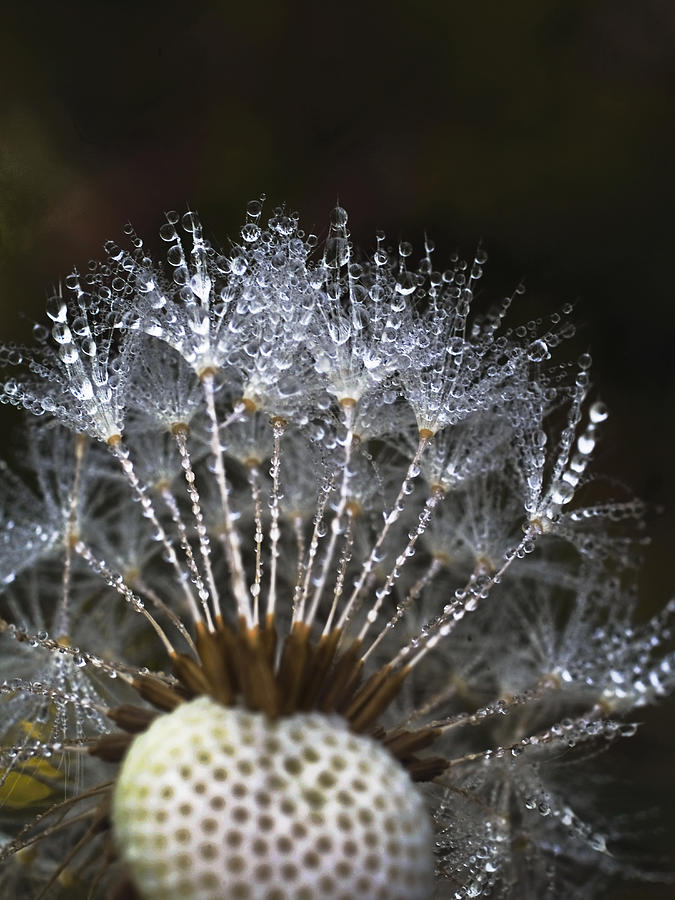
left=0, top=201, right=673, bottom=899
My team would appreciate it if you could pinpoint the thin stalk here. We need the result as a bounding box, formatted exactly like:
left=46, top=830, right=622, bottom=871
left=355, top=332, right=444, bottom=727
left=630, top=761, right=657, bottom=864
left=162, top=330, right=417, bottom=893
left=173, top=425, right=222, bottom=620
left=394, top=530, right=537, bottom=672
left=74, top=540, right=177, bottom=657
left=291, top=514, right=306, bottom=620
left=133, top=577, right=197, bottom=657
left=293, top=475, right=335, bottom=624
left=248, top=465, right=264, bottom=625
left=356, top=488, right=444, bottom=644
left=159, top=485, right=213, bottom=630
left=361, top=555, right=443, bottom=663
left=336, top=434, right=429, bottom=630
left=201, top=373, right=251, bottom=625
left=0, top=619, right=137, bottom=685
left=265, top=418, right=285, bottom=621
left=306, top=402, right=356, bottom=629
left=320, top=506, right=356, bottom=635
left=56, top=434, right=88, bottom=636
left=431, top=680, right=559, bottom=733
left=107, top=437, right=202, bottom=625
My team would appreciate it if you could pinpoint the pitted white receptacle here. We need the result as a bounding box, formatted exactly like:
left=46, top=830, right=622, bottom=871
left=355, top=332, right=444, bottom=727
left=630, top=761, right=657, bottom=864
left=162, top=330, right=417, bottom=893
left=112, top=696, right=435, bottom=900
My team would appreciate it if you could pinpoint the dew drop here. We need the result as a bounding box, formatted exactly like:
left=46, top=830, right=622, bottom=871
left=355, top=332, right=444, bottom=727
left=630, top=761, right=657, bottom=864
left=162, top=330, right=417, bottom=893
left=330, top=206, right=348, bottom=228
left=527, top=339, right=550, bottom=363
left=589, top=401, right=608, bottom=423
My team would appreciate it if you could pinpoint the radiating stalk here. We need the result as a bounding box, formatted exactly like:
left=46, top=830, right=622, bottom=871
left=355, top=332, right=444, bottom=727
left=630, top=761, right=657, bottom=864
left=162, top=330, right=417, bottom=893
left=320, top=505, right=357, bottom=635
left=357, top=487, right=444, bottom=644
left=293, top=476, right=335, bottom=625
left=107, top=436, right=202, bottom=626
left=306, top=401, right=356, bottom=629
left=362, top=555, right=443, bottom=663
left=201, top=373, right=252, bottom=625
left=336, top=433, right=430, bottom=630
left=55, top=433, right=88, bottom=637
left=265, top=418, right=285, bottom=621
left=73, top=540, right=177, bottom=656
left=247, top=464, right=264, bottom=625
left=159, top=484, right=214, bottom=631
left=394, top=529, right=538, bottom=672
left=172, top=424, right=221, bottom=621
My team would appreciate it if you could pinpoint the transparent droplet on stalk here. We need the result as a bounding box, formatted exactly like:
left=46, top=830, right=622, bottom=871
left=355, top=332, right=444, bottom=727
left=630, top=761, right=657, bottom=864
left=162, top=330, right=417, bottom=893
left=46, top=296, right=67, bottom=323
left=159, top=223, right=177, bottom=242
left=241, top=223, right=260, bottom=243
left=230, top=256, right=247, bottom=276
left=395, top=272, right=416, bottom=295
left=551, top=481, right=574, bottom=505
left=33, top=323, right=50, bottom=343
left=330, top=206, right=348, bottom=228
left=324, top=237, right=349, bottom=268
left=527, top=339, right=550, bottom=362
left=246, top=199, right=263, bottom=219
left=589, top=401, right=608, bottom=423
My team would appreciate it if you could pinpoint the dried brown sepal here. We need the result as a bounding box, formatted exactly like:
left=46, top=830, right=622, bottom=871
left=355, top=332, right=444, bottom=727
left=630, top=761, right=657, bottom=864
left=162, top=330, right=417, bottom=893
left=89, top=733, right=133, bottom=763
left=106, top=705, right=158, bottom=734
left=171, top=652, right=212, bottom=697
left=346, top=665, right=412, bottom=733
left=215, top=616, right=241, bottom=694
left=406, top=755, right=451, bottom=782
left=232, top=626, right=279, bottom=717
left=296, top=628, right=342, bottom=710
left=133, top=675, right=184, bottom=712
left=382, top=727, right=443, bottom=760
left=260, top=613, right=278, bottom=669
left=275, top=622, right=311, bottom=715
left=318, top=638, right=364, bottom=713
left=195, top=622, right=233, bottom=705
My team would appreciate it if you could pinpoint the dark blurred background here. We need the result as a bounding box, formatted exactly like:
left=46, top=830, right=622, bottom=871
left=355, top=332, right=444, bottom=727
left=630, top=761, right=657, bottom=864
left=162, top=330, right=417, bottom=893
left=0, top=0, right=673, bottom=895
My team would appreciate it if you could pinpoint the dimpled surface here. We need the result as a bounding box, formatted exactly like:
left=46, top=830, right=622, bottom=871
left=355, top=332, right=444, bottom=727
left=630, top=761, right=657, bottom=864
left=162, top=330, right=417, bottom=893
left=112, top=696, right=435, bottom=899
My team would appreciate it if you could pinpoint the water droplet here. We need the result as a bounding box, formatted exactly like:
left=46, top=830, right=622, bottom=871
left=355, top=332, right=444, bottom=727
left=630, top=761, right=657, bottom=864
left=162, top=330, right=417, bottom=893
left=395, top=272, right=416, bottom=295
left=247, top=199, right=263, bottom=219
left=241, top=223, right=260, bottom=243
left=527, top=339, right=550, bottom=363
left=324, top=237, right=349, bottom=268
left=46, top=296, right=67, bottom=323
left=589, top=400, right=608, bottom=423
left=330, top=206, right=348, bottom=228
left=551, top=481, right=574, bottom=505
left=159, top=223, right=177, bottom=242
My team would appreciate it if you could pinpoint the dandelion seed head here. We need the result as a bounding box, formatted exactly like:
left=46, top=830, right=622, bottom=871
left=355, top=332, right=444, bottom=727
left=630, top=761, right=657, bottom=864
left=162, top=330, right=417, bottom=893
left=0, top=198, right=672, bottom=899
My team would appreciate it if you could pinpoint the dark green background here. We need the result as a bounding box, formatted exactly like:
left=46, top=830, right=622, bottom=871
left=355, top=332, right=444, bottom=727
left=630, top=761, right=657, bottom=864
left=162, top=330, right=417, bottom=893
left=0, top=1, right=673, bottom=895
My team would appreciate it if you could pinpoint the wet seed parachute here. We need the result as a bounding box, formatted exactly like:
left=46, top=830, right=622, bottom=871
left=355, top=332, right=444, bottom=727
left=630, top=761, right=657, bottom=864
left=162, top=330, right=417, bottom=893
left=0, top=201, right=673, bottom=898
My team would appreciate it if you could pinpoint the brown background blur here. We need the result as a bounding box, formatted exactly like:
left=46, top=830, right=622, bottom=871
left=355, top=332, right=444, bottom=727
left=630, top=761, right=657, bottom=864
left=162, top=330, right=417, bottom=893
left=0, top=1, right=673, bottom=894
